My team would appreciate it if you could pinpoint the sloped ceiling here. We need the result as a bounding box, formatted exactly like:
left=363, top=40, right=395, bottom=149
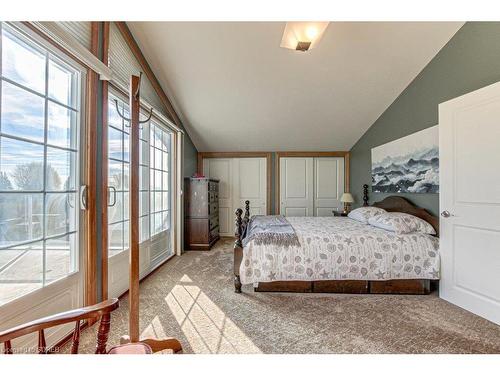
left=128, top=22, right=463, bottom=151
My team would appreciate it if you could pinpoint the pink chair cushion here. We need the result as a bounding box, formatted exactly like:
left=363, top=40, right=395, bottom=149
left=107, top=342, right=152, bottom=354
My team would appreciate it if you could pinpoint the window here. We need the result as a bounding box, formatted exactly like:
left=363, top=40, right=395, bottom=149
left=0, top=24, right=82, bottom=306
left=107, top=94, right=130, bottom=257
left=107, top=89, right=172, bottom=258
left=149, top=122, right=171, bottom=237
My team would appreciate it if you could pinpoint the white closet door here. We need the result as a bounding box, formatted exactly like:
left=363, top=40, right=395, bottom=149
left=233, top=158, right=267, bottom=216
left=204, top=157, right=267, bottom=236
left=203, top=158, right=233, bottom=236
left=314, top=157, right=345, bottom=216
left=439, top=81, right=500, bottom=325
left=280, top=157, right=314, bottom=216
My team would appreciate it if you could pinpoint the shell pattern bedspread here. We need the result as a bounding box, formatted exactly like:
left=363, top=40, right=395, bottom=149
left=240, top=216, right=440, bottom=284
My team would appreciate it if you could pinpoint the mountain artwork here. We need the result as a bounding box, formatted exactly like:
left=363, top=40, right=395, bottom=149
left=371, top=125, right=439, bottom=194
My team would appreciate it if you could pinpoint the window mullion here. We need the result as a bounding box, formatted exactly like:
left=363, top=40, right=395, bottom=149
left=41, top=50, right=49, bottom=287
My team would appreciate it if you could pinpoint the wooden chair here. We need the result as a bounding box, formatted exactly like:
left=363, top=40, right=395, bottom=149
left=0, top=298, right=119, bottom=354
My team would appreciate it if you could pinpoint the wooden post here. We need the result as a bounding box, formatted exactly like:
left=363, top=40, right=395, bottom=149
left=234, top=208, right=243, bottom=248
left=363, top=184, right=369, bottom=207
left=129, top=75, right=141, bottom=343
left=115, top=74, right=183, bottom=353
left=243, top=200, right=250, bottom=224
left=101, top=21, right=110, bottom=302
left=234, top=209, right=243, bottom=293
left=95, top=313, right=111, bottom=354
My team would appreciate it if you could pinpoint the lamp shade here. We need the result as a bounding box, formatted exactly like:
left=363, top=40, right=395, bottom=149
left=340, top=193, right=354, bottom=203
left=280, top=22, right=330, bottom=51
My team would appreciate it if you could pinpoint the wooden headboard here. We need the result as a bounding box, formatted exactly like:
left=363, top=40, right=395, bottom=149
left=372, top=196, right=439, bottom=237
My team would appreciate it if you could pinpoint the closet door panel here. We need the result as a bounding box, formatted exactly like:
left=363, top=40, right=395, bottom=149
left=204, top=157, right=268, bottom=236
left=234, top=158, right=267, bottom=215
left=280, top=157, right=314, bottom=216
left=314, top=157, right=345, bottom=216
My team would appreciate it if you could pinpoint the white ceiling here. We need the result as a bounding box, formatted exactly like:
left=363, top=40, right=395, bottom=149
left=128, top=22, right=463, bottom=152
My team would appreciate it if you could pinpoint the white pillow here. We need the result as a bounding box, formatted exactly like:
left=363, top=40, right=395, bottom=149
left=348, top=206, right=386, bottom=224
left=368, top=212, right=436, bottom=235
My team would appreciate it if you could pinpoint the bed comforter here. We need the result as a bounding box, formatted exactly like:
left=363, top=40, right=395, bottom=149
left=240, top=216, right=440, bottom=284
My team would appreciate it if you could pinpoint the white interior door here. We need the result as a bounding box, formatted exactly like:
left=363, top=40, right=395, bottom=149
left=203, top=158, right=233, bottom=236
left=280, top=157, right=314, bottom=216
left=233, top=158, right=267, bottom=216
left=439, top=81, right=500, bottom=325
left=314, top=157, right=345, bottom=216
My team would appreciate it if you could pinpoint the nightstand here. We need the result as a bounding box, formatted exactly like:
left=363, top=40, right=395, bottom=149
left=333, top=211, right=348, bottom=217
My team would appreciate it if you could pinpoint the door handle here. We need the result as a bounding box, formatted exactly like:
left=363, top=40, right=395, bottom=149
left=80, top=185, right=88, bottom=210
left=440, top=210, right=454, bottom=218
left=108, top=186, right=117, bottom=207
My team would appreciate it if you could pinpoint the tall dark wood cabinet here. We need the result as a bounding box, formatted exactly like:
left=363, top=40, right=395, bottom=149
left=184, top=177, right=220, bottom=250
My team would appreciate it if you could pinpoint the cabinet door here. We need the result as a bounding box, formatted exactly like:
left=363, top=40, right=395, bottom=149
left=280, top=157, right=314, bottom=216
left=314, top=157, right=345, bottom=216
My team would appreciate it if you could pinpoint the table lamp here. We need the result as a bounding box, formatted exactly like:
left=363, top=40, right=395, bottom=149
left=340, top=193, right=354, bottom=214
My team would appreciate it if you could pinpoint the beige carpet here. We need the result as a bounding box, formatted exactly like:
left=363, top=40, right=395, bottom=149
left=66, top=238, right=500, bottom=354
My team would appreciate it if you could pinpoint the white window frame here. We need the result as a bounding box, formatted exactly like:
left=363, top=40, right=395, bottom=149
left=0, top=22, right=87, bottom=308
left=0, top=22, right=89, bottom=353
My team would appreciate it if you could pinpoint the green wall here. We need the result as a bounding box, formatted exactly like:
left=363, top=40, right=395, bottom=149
left=350, top=22, right=500, bottom=216
left=183, top=134, right=198, bottom=177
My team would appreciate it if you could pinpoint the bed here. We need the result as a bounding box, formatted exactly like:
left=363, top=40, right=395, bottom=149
left=233, top=194, right=440, bottom=295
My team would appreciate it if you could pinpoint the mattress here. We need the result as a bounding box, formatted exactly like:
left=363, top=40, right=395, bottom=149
left=240, top=216, right=440, bottom=284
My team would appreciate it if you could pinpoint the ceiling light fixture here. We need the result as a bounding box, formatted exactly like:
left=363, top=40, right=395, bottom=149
left=280, top=22, right=330, bottom=52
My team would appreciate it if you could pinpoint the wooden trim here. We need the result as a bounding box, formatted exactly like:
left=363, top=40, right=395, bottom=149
left=197, top=152, right=273, bottom=215
left=172, top=132, right=179, bottom=255
left=100, top=22, right=110, bottom=301
left=266, top=155, right=272, bottom=215
left=276, top=151, right=349, bottom=158
left=114, top=22, right=182, bottom=127
left=275, top=151, right=350, bottom=215
left=198, top=151, right=274, bottom=167
left=84, top=23, right=100, bottom=314
left=275, top=155, right=280, bottom=214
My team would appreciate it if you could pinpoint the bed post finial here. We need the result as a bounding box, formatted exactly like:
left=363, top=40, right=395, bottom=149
left=363, top=184, right=369, bottom=206
left=234, top=208, right=243, bottom=293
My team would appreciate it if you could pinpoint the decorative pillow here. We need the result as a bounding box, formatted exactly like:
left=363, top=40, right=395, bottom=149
left=347, top=206, right=387, bottom=224
left=368, top=212, right=436, bottom=235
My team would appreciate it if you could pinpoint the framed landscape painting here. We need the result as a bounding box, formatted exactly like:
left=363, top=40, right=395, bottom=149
left=371, top=125, right=439, bottom=193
